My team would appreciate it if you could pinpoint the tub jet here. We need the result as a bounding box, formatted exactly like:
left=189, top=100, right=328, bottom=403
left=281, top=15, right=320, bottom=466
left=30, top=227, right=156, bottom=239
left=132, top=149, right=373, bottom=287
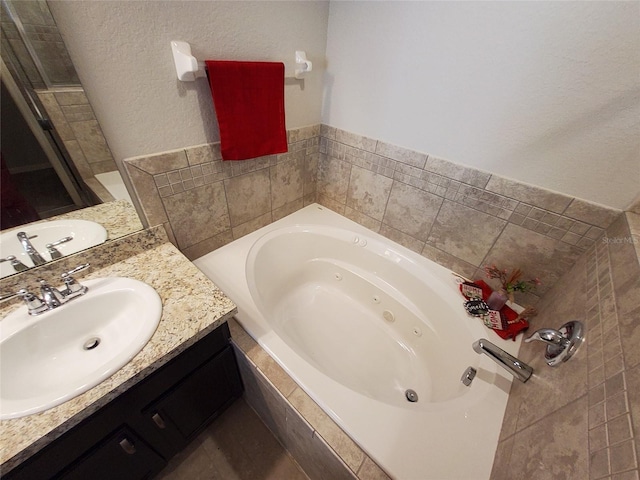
left=405, top=389, right=418, bottom=402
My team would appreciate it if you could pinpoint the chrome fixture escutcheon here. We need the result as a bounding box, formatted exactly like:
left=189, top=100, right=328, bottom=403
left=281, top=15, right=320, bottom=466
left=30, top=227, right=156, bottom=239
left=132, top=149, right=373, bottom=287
left=525, top=320, right=585, bottom=366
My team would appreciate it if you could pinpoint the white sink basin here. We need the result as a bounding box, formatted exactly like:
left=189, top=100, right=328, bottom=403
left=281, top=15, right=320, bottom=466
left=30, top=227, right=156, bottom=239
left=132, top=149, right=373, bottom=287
left=0, top=277, right=162, bottom=419
left=0, top=220, right=108, bottom=278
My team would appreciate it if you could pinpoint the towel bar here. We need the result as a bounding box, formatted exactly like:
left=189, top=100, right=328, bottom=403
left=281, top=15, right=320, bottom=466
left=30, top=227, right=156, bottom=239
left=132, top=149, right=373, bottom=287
left=170, top=40, right=312, bottom=82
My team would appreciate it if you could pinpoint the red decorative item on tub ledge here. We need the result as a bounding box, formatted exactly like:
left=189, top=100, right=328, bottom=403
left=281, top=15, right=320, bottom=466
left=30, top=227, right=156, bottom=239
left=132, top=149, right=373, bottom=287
left=461, top=280, right=530, bottom=341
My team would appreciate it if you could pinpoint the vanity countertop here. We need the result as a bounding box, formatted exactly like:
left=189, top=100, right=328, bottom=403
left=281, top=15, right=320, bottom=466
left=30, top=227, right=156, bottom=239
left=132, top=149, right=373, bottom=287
left=1, top=199, right=143, bottom=242
left=0, top=232, right=237, bottom=470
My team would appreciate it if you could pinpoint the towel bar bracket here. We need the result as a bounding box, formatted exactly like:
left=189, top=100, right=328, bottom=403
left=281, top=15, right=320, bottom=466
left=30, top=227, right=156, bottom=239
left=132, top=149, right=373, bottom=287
left=171, top=40, right=312, bottom=82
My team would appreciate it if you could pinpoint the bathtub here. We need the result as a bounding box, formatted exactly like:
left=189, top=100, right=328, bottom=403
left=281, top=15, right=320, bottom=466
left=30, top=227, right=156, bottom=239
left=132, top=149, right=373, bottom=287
left=194, top=204, right=522, bottom=479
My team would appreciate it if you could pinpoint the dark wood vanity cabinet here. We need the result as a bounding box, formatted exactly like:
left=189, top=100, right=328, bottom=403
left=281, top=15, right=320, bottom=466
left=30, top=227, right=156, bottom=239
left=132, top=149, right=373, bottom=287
left=3, top=322, right=243, bottom=480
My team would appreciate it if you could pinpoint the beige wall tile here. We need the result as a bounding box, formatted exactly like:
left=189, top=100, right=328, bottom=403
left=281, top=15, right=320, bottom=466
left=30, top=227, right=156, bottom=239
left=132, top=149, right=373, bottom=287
left=122, top=163, right=168, bottom=227
left=181, top=229, right=233, bottom=261
left=335, top=128, right=377, bottom=153
left=564, top=198, right=622, bottom=229
left=62, top=139, right=93, bottom=179
left=425, top=156, right=491, bottom=188
left=53, top=91, right=88, bottom=106
left=69, top=120, right=113, bottom=163
left=284, top=407, right=357, bottom=480
left=37, top=91, right=75, bottom=141
left=344, top=207, right=381, bottom=233
left=357, top=457, right=391, bottom=480
left=378, top=224, right=425, bottom=254
left=61, top=104, right=94, bottom=122
left=427, top=200, right=507, bottom=265
left=232, top=212, right=273, bottom=240
left=483, top=223, right=583, bottom=295
left=499, top=396, right=589, bottom=479
left=162, top=182, right=230, bottom=249
left=317, top=194, right=346, bottom=215
left=126, top=150, right=189, bottom=175
left=235, top=350, right=288, bottom=444
left=273, top=198, right=304, bottom=222
left=89, top=160, right=118, bottom=175
left=607, top=216, right=640, bottom=368
left=420, top=243, right=478, bottom=280
left=304, top=152, right=319, bottom=196
left=375, top=141, right=427, bottom=169
left=485, top=175, right=573, bottom=214
left=224, top=169, right=271, bottom=227
left=288, top=388, right=365, bottom=473
left=270, top=156, right=304, bottom=210
left=318, top=154, right=352, bottom=203
left=346, top=166, right=393, bottom=221
left=382, top=181, right=442, bottom=241
left=185, top=143, right=222, bottom=165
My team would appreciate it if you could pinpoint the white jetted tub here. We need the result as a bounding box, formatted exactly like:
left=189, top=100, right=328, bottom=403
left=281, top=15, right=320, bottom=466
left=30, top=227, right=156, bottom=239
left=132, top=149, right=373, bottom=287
left=194, top=204, right=522, bottom=479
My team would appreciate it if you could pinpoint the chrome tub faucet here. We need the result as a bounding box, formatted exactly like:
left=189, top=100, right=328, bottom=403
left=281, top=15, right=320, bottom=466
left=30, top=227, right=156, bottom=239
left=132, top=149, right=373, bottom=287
left=472, top=321, right=585, bottom=383
left=472, top=338, right=533, bottom=382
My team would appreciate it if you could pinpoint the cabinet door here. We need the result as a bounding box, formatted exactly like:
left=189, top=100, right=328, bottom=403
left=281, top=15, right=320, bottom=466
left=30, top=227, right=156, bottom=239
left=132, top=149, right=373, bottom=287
left=142, top=346, right=242, bottom=452
left=57, top=427, right=165, bottom=480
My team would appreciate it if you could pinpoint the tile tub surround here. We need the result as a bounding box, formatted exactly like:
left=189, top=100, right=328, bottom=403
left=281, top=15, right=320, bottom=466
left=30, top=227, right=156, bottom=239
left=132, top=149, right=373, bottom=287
left=123, top=122, right=622, bottom=300
left=0, top=226, right=237, bottom=472
left=317, top=125, right=622, bottom=299
left=122, top=125, right=320, bottom=260
left=491, top=213, right=640, bottom=479
left=229, top=319, right=390, bottom=480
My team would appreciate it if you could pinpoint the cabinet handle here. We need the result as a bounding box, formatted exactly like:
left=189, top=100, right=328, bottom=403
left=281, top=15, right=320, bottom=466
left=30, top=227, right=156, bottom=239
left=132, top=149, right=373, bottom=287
left=152, top=412, right=167, bottom=429
left=119, top=437, right=137, bottom=455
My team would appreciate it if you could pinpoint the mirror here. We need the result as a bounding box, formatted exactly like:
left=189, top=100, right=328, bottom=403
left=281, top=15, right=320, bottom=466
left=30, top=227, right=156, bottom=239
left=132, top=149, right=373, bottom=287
left=0, top=0, right=143, bottom=278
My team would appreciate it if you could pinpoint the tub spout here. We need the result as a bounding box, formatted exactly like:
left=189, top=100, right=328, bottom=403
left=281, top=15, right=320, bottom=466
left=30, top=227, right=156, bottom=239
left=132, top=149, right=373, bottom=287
left=472, top=338, right=533, bottom=383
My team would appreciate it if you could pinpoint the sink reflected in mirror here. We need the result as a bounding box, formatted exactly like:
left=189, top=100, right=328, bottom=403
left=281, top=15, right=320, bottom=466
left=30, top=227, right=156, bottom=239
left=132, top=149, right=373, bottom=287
left=0, top=277, right=162, bottom=419
left=1, top=0, right=144, bottom=279
left=0, top=220, right=107, bottom=278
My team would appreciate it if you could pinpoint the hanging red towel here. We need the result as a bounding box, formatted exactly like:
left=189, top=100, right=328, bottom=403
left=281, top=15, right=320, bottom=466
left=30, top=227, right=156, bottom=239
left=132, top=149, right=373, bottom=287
left=205, top=60, right=288, bottom=161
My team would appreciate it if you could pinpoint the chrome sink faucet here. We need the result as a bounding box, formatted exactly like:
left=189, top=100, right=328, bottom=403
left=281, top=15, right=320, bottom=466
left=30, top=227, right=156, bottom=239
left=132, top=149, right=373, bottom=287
left=0, top=263, right=90, bottom=315
left=472, top=338, right=533, bottom=382
left=16, top=232, right=46, bottom=266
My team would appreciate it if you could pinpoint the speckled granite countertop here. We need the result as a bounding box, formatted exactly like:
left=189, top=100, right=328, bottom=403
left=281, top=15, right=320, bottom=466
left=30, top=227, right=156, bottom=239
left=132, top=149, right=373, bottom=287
left=0, top=227, right=236, bottom=471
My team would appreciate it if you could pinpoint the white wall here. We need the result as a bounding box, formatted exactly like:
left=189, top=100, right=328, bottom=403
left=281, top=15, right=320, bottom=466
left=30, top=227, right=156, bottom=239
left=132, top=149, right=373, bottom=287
left=323, top=2, right=640, bottom=210
left=49, top=1, right=329, bottom=162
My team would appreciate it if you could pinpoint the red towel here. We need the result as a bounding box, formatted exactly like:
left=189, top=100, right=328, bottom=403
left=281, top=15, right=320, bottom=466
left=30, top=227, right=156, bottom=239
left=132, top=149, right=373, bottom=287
left=205, top=60, right=288, bottom=161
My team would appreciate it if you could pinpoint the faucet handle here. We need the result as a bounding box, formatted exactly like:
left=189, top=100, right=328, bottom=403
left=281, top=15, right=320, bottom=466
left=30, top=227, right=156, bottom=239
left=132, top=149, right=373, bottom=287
left=525, top=328, right=570, bottom=347
left=0, top=255, right=29, bottom=272
left=1, top=289, right=48, bottom=315
left=61, top=263, right=90, bottom=297
left=525, top=321, right=585, bottom=367
left=46, top=236, right=73, bottom=260
left=61, top=263, right=91, bottom=279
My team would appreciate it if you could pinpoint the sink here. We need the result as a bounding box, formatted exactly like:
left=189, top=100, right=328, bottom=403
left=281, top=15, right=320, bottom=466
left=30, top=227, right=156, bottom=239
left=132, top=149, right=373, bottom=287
left=0, top=220, right=108, bottom=278
left=0, top=277, right=162, bottom=419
